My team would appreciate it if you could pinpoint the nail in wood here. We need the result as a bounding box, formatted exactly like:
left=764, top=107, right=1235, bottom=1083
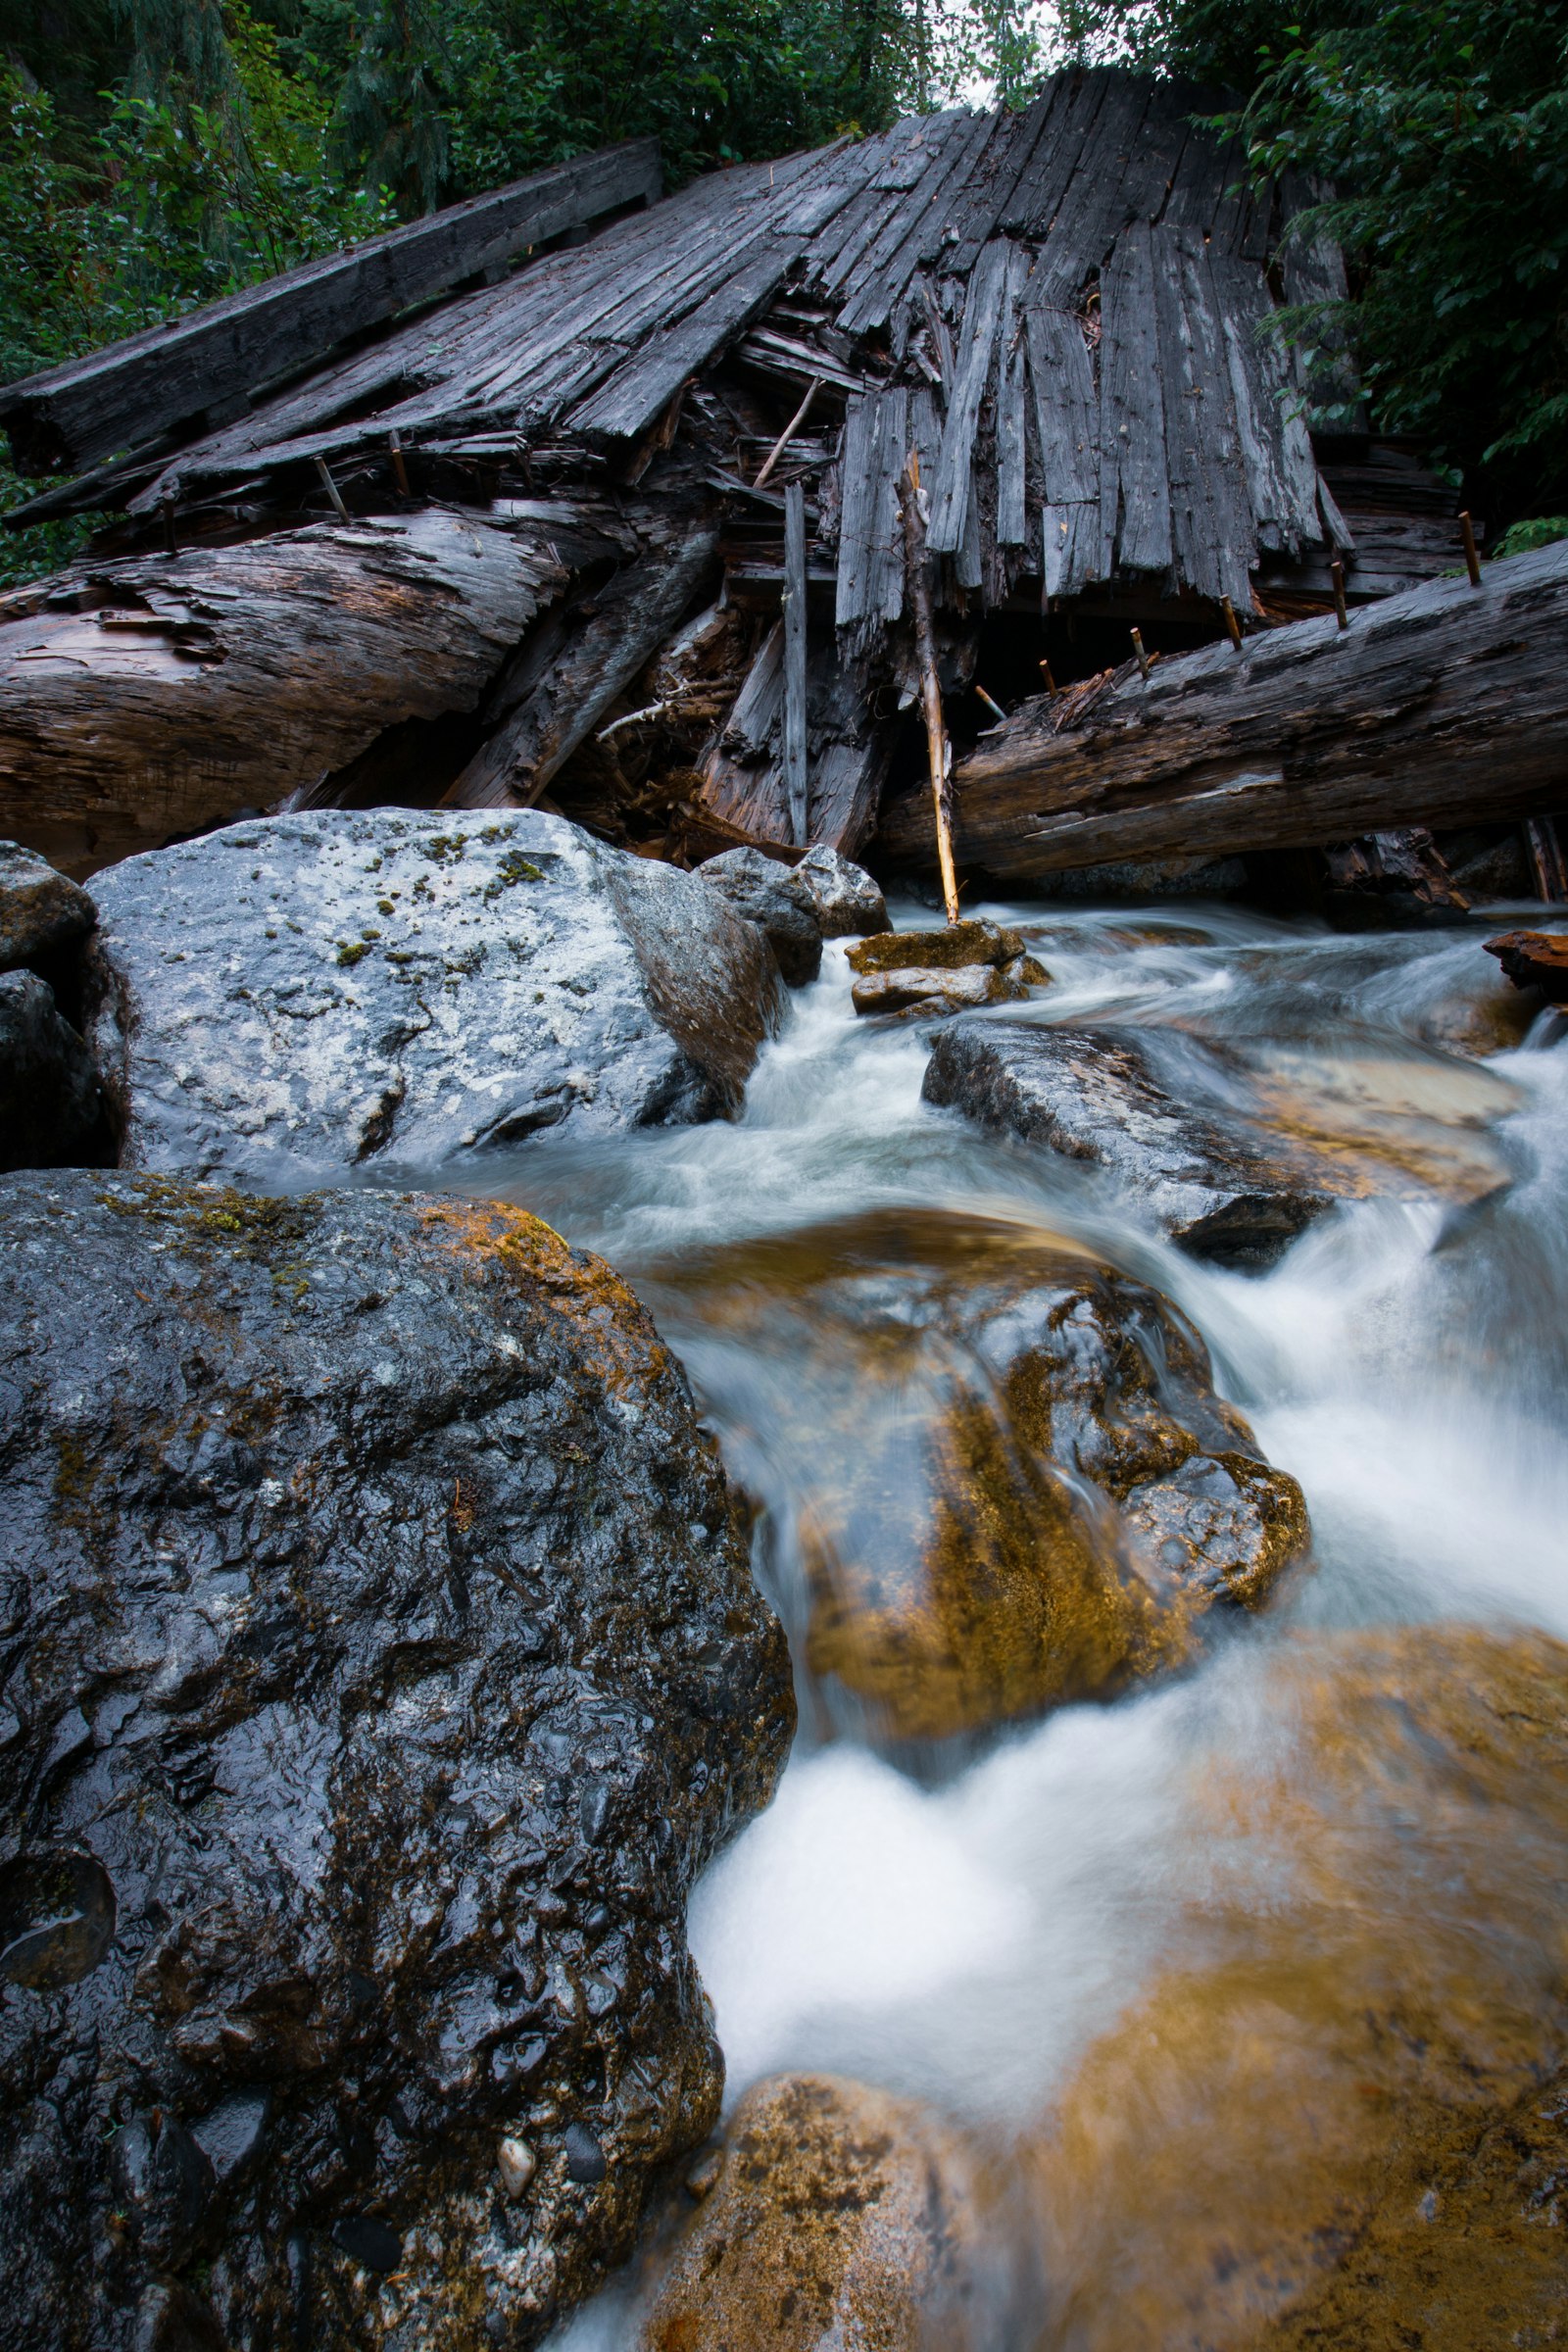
left=1221, top=596, right=1243, bottom=651
left=975, top=684, right=1007, bottom=723
left=1130, top=628, right=1151, bottom=679
left=1459, top=510, right=1482, bottom=588
left=388, top=430, right=411, bottom=498
left=1038, top=658, right=1058, bottom=699
left=1330, top=561, right=1348, bottom=630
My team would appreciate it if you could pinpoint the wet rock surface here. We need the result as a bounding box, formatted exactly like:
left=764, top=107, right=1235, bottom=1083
left=643, top=2074, right=1008, bottom=2352
left=694, top=849, right=824, bottom=987
left=787, top=846, right=890, bottom=940
left=923, top=1022, right=1341, bottom=1264
left=87, top=808, right=783, bottom=1183
left=0, top=838, right=97, bottom=973
left=848, top=920, right=1046, bottom=1021
left=1485, top=924, right=1568, bottom=1003
left=1033, top=1623, right=1568, bottom=2352
left=0, top=1171, right=794, bottom=2352
left=0, top=967, right=106, bottom=1170
left=648, top=1210, right=1308, bottom=1742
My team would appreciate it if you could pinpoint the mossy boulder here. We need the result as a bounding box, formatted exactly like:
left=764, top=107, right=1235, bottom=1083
left=86, top=809, right=784, bottom=1183
left=0, top=1171, right=794, bottom=2352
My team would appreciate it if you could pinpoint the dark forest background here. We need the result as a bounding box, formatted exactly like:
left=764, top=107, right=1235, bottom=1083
left=1, top=0, right=1564, bottom=581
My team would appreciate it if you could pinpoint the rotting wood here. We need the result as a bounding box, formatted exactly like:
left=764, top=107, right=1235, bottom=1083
left=900, top=453, right=959, bottom=922
left=879, top=539, right=1568, bottom=879
left=0, top=141, right=662, bottom=480
left=0, top=511, right=564, bottom=875
left=441, top=508, right=720, bottom=809
left=782, top=481, right=809, bottom=843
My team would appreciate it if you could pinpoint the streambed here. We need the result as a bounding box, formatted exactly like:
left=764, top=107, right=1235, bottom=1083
left=444, top=899, right=1568, bottom=2347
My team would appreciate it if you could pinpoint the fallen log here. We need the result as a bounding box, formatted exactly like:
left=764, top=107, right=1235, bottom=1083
left=880, top=540, right=1568, bottom=878
left=0, top=512, right=564, bottom=873
left=0, top=141, right=662, bottom=481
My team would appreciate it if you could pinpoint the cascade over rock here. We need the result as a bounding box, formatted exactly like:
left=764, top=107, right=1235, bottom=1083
left=0, top=1172, right=794, bottom=2352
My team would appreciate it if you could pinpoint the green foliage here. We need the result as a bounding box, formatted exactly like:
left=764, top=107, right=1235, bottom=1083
left=1058, top=0, right=1568, bottom=522
left=1495, top=514, right=1568, bottom=554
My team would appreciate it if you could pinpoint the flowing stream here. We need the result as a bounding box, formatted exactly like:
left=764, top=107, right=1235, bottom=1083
left=444, top=898, right=1568, bottom=2344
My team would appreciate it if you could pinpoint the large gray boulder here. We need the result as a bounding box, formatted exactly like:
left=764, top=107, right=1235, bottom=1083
left=0, top=968, right=105, bottom=1170
left=696, top=846, right=890, bottom=987
left=0, top=838, right=96, bottom=974
left=0, top=1171, right=794, bottom=2352
left=88, top=810, right=784, bottom=1182
left=922, top=1021, right=1338, bottom=1266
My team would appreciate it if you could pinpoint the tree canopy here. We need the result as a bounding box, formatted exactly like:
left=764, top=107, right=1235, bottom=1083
left=2, top=0, right=1564, bottom=582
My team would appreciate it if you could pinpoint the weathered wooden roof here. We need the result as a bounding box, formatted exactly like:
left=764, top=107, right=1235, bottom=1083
left=4, top=72, right=1353, bottom=636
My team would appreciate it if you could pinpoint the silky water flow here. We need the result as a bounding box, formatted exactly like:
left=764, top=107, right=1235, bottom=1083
left=422, top=898, right=1568, bottom=2349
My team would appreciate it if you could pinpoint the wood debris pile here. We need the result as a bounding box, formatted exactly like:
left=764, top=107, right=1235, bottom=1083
left=0, top=75, right=1488, bottom=876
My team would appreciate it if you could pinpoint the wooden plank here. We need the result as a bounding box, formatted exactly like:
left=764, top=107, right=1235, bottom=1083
left=1211, top=251, right=1321, bottom=556
left=442, top=511, right=718, bottom=807
left=0, top=140, right=662, bottom=477
left=566, top=238, right=795, bottom=442
left=1024, top=305, right=1099, bottom=505
left=834, top=109, right=994, bottom=334
left=782, top=481, right=809, bottom=843
left=0, top=510, right=564, bottom=873
left=1031, top=72, right=1152, bottom=304
left=926, top=239, right=1010, bottom=555
left=835, top=389, right=909, bottom=632
left=1008, top=69, right=1113, bottom=243
left=880, top=539, right=1568, bottom=877
left=1098, top=222, right=1172, bottom=577
left=995, top=247, right=1030, bottom=546
left=1041, top=503, right=1101, bottom=598
left=1154, top=224, right=1255, bottom=606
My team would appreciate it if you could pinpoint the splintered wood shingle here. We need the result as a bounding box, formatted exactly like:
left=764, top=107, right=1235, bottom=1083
left=1154, top=224, right=1255, bottom=608
left=926, top=239, right=1010, bottom=555
left=1099, top=221, right=1173, bottom=577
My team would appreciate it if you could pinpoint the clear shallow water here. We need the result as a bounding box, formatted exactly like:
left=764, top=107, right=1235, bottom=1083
left=432, top=899, right=1568, bottom=2347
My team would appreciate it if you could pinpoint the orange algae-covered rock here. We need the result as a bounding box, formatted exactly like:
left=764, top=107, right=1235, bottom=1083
left=643, top=2074, right=1013, bottom=2352
left=1029, top=1622, right=1568, bottom=2351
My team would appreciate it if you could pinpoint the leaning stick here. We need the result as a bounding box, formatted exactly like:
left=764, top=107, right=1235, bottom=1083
left=900, top=450, right=960, bottom=924
left=753, top=376, right=824, bottom=492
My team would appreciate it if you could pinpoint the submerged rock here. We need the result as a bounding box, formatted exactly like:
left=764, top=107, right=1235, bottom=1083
left=650, top=1209, right=1307, bottom=1742
left=1033, top=1623, right=1568, bottom=2352
left=923, top=1022, right=1338, bottom=1265
left=0, top=1172, right=794, bottom=2352
left=0, top=838, right=97, bottom=972
left=0, top=967, right=105, bottom=1170
left=87, top=808, right=784, bottom=1182
left=1485, top=925, right=1568, bottom=1003
left=643, top=2074, right=1007, bottom=2352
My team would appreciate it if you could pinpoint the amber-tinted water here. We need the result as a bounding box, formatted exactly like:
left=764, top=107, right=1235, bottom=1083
left=440, top=900, right=1568, bottom=2347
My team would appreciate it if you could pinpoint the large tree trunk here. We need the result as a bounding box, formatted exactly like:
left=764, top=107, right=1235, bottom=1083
left=0, top=513, right=563, bottom=874
left=879, top=539, right=1568, bottom=877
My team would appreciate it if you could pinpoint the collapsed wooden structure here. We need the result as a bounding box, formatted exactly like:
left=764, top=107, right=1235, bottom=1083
left=0, top=75, right=1535, bottom=880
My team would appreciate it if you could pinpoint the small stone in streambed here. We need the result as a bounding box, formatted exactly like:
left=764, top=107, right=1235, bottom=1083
left=1484, top=927, right=1568, bottom=1003
left=0, top=838, right=97, bottom=972
left=789, top=847, right=890, bottom=939
left=499, top=2137, right=537, bottom=2201
left=847, top=916, right=1025, bottom=975
left=851, top=956, right=1044, bottom=1019
left=564, top=2124, right=607, bottom=2184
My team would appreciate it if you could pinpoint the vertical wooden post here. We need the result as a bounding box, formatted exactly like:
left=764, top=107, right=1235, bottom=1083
left=782, top=479, right=809, bottom=848
left=900, top=452, right=960, bottom=924
left=1459, top=511, right=1482, bottom=587
left=1039, top=657, right=1058, bottom=699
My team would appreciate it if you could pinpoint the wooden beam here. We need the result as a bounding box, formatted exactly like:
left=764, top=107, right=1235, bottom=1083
left=879, top=538, right=1568, bottom=878
left=442, top=511, right=719, bottom=809
left=900, top=455, right=960, bottom=921
left=782, top=481, right=809, bottom=844
left=0, top=140, right=662, bottom=477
